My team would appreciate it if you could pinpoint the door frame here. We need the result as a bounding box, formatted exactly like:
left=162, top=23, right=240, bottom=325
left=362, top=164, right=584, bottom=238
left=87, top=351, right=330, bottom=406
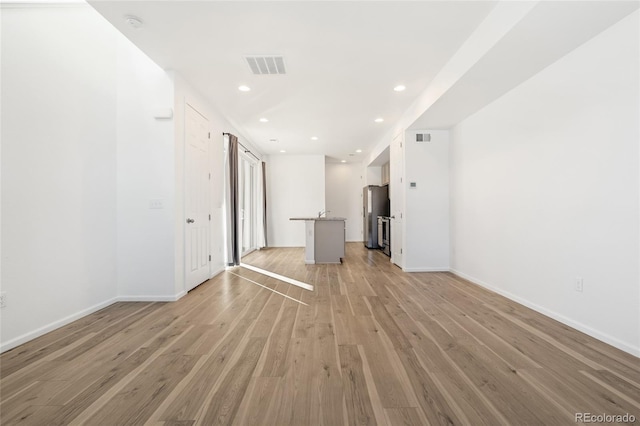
left=239, top=150, right=259, bottom=257
left=390, top=131, right=404, bottom=269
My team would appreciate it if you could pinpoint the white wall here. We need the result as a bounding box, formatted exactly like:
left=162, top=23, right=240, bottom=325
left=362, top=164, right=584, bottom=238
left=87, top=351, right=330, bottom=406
left=325, top=162, right=364, bottom=242
left=266, top=155, right=325, bottom=247
left=1, top=5, right=119, bottom=350
left=116, top=36, right=176, bottom=300
left=404, top=130, right=450, bottom=271
left=0, top=4, right=234, bottom=351
left=450, top=11, right=640, bottom=355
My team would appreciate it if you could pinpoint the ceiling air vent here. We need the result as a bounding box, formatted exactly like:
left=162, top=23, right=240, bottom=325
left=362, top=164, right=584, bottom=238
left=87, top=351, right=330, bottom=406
left=245, top=56, right=286, bottom=75
left=416, top=133, right=431, bottom=142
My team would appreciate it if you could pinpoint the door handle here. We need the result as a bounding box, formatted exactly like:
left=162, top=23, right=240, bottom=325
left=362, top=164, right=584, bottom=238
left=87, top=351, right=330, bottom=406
left=390, top=215, right=395, bottom=219
left=186, top=218, right=195, bottom=224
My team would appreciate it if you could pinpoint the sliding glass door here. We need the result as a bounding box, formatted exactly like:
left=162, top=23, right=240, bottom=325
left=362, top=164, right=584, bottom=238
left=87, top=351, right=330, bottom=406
left=240, top=155, right=257, bottom=256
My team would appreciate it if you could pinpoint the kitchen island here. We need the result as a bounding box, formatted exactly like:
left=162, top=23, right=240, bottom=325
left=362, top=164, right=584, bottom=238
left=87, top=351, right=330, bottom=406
left=289, top=217, right=346, bottom=264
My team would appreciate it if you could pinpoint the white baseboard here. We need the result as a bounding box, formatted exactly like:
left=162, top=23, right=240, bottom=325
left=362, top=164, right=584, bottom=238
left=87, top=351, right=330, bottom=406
left=0, top=297, right=118, bottom=353
left=403, top=267, right=451, bottom=272
left=0, top=273, right=235, bottom=354
left=0, top=291, right=190, bottom=353
left=117, top=293, right=183, bottom=302
left=450, top=268, right=640, bottom=357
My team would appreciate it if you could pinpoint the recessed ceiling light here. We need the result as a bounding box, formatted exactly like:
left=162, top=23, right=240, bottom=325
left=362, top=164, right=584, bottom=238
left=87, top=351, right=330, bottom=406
left=393, top=85, right=406, bottom=92
left=356, top=149, right=362, bottom=153
left=280, top=150, right=286, bottom=153
left=374, top=118, right=384, bottom=123
left=238, top=85, right=251, bottom=92
left=341, top=160, right=347, bottom=163
left=310, top=136, right=318, bottom=141
left=124, top=15, right=143, bottom=29
left=259, top=118, right=268, bottom=123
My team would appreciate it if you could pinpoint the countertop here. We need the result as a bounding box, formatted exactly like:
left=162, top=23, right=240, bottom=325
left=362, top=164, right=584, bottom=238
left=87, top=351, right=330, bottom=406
left=290, top=217, right=346, bottom=221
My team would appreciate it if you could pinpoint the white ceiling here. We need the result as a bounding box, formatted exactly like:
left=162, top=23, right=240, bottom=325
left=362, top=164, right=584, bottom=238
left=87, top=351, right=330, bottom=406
left=87, top=1, right=638, bottom=163
left=409, top=1, right=640, bottom=130
left=88, top=1, right=497, bottom=161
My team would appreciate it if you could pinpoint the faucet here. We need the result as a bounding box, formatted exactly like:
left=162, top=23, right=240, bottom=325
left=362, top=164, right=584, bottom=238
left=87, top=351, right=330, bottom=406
left=318, top=209, right=330, bottom=218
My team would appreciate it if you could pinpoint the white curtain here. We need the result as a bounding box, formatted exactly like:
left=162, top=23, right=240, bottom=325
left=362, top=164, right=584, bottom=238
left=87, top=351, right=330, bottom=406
left=257, top=161, right=267, bottom=249
left=225, top=135, right=267, bottom=259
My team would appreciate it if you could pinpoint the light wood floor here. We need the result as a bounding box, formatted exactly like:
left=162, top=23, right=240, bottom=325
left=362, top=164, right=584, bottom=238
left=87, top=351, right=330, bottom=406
left=2, top=244, right=639, bottom=425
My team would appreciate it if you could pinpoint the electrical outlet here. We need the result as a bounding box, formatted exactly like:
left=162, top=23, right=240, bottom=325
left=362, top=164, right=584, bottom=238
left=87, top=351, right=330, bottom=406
left=0, top=292, right=6, bottom=308
left=575, top=277, right=584, bottom=292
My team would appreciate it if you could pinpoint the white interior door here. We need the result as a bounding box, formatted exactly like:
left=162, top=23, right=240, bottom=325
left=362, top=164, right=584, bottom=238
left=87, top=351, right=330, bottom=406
left=185, top=103, right=210, bottom=291
left=390, top=132, right=404, bottom=268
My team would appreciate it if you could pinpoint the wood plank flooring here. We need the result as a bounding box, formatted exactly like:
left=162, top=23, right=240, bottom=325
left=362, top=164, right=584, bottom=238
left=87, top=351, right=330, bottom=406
left=2, top=243, right=639, bottom=425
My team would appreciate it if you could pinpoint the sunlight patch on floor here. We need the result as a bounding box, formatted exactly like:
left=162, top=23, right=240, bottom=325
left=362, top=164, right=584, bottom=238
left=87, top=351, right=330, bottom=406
left=239, top=263, right=314, bottom=291
left=227, top=269, right=308, bottom=306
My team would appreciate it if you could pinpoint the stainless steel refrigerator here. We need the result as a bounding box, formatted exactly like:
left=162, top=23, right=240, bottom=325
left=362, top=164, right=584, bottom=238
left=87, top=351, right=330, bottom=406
left=363, top=185, right=389, bottom=249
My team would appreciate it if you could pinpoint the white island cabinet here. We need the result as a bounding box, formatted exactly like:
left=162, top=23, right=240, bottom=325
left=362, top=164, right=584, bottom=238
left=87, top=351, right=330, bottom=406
left=289, top=217, right=346, bottom=264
